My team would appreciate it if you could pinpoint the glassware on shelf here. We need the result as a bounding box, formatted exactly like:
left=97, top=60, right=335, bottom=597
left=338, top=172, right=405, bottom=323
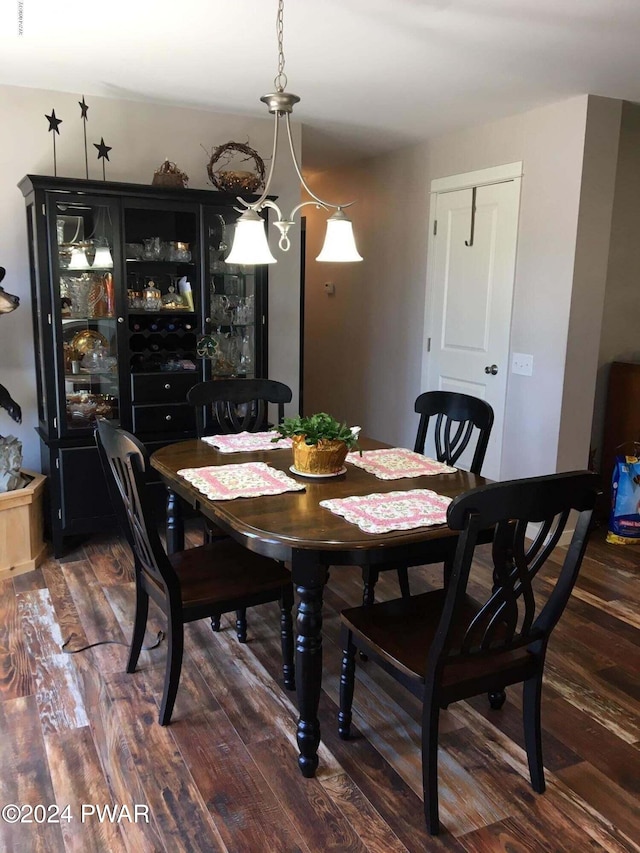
left=142, top=279, right=162, bottom=311
left=143, top=237, right=163, bottom=260
left=87, top=273, right=110, bottom=318
left=87, top=277, right=103, bottom=318
left=211, top=294, right=231, bottom=324
left=67, top=275, right=91, bottom=318
left=162, top=278, right=184, bottom=309
left=239, top=330, right=254, bottom=373
left=60, top=277, right=71, bottom=317
left=234, top=294, right=254, bottom=325
left=128, top=290, right=143, bottom=309
left=168, top=241, right=191, bottom=262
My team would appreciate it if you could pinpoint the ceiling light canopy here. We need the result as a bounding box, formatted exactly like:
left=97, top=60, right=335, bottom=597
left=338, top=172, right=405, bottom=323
left=227, top=0, right=362, bottom=266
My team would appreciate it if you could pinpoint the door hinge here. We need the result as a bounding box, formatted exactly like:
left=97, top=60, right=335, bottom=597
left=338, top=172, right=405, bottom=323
left=58, top=508, right=62, bottom=520
left=47, top=313, right=52, bottom=325
left=55, top=457, right=60, bottom=469
left=426, top=337, right=431, bottom=352
left=262, top=315, right=266, bottom=325
left=433, top=220, right=438, bottom=236
left=53, top=416, right=57, bottom=429
left=42, top=204, right=46, bottom=216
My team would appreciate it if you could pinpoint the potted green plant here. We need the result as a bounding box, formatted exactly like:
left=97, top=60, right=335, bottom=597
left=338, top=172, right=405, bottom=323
left=272, top=412, right=360, bottom=475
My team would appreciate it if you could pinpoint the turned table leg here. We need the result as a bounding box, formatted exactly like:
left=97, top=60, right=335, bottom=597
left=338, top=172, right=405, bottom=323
left=293, top=557, right=328, bottom=778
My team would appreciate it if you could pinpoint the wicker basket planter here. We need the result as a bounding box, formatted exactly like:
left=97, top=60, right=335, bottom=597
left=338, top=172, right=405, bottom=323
left=0, top=470, right=47, bottom=580
left=292, top=435, right=349, bottom=475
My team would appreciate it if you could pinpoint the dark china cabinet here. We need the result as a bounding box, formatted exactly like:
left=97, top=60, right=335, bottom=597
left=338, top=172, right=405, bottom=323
left=19, top=175, right=269, bottom=556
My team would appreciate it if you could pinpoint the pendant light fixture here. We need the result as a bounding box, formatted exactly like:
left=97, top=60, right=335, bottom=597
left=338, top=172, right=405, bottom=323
left=68, top=245, right=90, bottom=270
left=227, top=0, right=362, bottom=265
left=93, top=239, right=113, bottom=269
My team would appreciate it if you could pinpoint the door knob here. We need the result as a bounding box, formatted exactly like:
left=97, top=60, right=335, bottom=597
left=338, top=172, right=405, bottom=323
left=485, top=364, right=498, bottom=375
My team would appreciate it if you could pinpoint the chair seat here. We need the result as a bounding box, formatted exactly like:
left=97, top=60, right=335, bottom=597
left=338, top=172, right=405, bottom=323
left=155, top=541, right=291, bottom=608
left=341, top=591, right=536, bottom=698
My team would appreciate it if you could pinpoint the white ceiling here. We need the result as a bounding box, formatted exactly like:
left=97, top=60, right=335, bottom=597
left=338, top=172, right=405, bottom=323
left=2, top=0, right=640, bottom=167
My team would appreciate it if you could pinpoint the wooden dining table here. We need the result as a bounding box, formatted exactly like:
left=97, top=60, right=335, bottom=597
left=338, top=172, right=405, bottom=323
left=150, top=436, right=487, bottom=777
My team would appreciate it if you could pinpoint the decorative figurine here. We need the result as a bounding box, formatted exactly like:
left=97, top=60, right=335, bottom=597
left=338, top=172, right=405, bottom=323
left=45, top=108, right=62, bottom=176
left=94, top=137, right=112, bottom=180
left=0, top=267, right=24, bottom=492
left=79, top=96, right=89, bottom=179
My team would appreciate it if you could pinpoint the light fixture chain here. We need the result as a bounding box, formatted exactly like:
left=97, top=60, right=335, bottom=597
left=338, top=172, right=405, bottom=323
left=274, top=0, right=288, bottom=92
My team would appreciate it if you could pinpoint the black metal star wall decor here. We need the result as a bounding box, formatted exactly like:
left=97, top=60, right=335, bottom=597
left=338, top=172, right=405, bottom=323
left=79, top=96, right=89, bottom=179
left=45, top=109, right=62, bottom=176
left=93, top=137, right=112, bottom=181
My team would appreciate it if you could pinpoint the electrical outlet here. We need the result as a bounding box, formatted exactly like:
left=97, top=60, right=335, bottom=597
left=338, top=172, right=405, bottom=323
left=324, top=281, right=335, bottom=295
left=512, top=352, right=533, bottom=376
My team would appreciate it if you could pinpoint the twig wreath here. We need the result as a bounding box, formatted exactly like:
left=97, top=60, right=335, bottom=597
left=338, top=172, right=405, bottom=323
left=206, top=141, right=266, bottom=193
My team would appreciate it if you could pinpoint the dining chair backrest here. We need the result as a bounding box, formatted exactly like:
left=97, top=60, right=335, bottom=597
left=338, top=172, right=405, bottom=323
left=338, top=468, right=600, bottom=834
left=96, top=419, right=178, bottom=596
left=436, top=470, right=599, bottom=679
left=186, top=378, right=293, bottom=436
left=414, top=391, right=494, bottom=474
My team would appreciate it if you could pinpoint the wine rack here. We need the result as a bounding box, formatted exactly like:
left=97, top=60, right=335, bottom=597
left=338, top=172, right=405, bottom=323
left=128, top=313, right=198, bottom=373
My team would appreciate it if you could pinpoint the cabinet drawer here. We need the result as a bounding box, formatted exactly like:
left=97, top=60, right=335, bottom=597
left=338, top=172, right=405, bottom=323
left=131, top=373, right=198, bottom=404
left=132, top=404, right=196, bottom=434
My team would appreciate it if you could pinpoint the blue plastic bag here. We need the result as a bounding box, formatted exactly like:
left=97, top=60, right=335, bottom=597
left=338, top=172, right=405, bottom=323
left=607, top=452, right=640, bottom=544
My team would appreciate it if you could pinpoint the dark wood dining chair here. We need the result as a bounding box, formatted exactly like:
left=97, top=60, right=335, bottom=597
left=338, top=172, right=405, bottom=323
left=339, top=470, right=599, bottom=835
left=95, top=418, right=295, bottom=726
left=362, top=391, right=495, bottom=606
left=186, top=377, right=293, bottom=631
left=186, top=378, right=292, bottom=437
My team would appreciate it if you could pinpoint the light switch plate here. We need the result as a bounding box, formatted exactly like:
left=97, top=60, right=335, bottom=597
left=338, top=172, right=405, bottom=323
left=512, top=352, right=533, bottom=376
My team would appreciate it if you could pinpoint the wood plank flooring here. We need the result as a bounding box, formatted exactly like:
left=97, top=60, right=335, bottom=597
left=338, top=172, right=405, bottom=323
left=0, top=523, right=638, bottom=852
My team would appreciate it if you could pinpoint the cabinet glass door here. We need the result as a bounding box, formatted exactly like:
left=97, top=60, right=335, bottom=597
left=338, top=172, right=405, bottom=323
left=54, top=198, right=120, bottom=433
left=204, top=210, right=263, bottom=379
left=123, top=202, right=199, bottom=378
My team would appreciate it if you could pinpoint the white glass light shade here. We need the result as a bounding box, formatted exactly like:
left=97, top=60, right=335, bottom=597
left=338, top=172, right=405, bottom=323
left=93, top=245, right=113, bottom=268
left=68, top=246, right=90, bottom=270
left=226, top=210, right=277, bottom=265
left=316, top=210, right=363, bottom=262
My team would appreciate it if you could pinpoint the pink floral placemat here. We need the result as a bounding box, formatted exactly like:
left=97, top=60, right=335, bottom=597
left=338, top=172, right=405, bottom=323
left=346, top=448, right=456, bottom=479
left=201, top=431, right=292, bottom=453
left=320, top=489, right=452, bottom=534
left=177, top=462, right=304, bottom=501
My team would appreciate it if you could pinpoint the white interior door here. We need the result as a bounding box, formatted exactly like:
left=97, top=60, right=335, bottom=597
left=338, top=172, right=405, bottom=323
left=424, top=166, right=522, bottom=480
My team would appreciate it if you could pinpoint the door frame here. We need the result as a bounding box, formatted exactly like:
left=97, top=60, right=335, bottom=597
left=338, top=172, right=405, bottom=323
left=421, top=161, right=523, bottom=477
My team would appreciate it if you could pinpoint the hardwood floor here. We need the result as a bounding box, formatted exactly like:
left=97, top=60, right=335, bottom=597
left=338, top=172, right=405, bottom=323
left=0, top=523, right=638, bottom=852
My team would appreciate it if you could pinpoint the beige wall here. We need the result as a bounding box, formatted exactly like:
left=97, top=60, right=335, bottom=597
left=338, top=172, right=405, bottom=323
left=306, top=95, right=622, bottom=480
left=591, top=101, right=640, bottom=467
left=0, top=84, right=301, bottom=470
left=557, top=97, right=621, bottom=472
left=304, top=145, right=429, bottom=442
